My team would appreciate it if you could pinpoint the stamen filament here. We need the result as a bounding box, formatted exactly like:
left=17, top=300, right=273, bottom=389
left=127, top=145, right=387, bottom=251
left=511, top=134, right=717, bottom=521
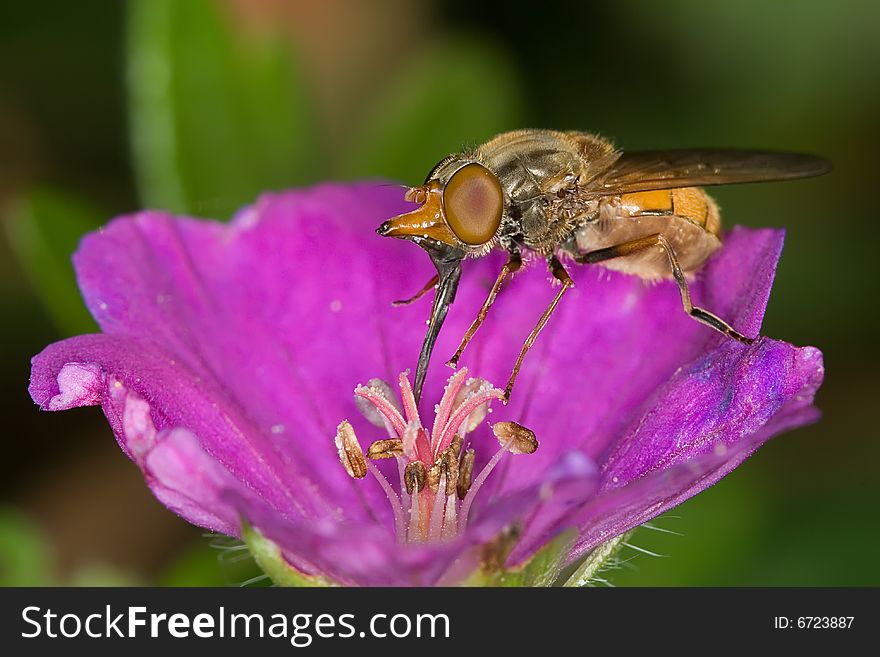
left=460, top=438, right=513, bottom=529
left=366, top=461, right=406, bottom=542
left=442, top=495, right=458, bottom=539
left=429, top=474, right=447, bottom=542
left=397, top=457, right=410, bottom=514
left=408, top=490, right=421, bottom=542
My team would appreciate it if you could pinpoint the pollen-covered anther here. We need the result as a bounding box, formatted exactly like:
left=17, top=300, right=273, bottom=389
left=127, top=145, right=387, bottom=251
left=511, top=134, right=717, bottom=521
left=426, top=446, right=459, bottom=496
left=427, top=462, right=441, bottom=493
left=404, top=461, right=427, bottom=494
left=449, top=434, right=463, bottom=458
left=457, top=448, right=475, bottom=500
left=335, top=420, right=367, bottom=479
left=441, top=447, right=459, bottom=496
left=366, top=438, right=404, bottom=459
left=492, top=421, right=539, bottom=455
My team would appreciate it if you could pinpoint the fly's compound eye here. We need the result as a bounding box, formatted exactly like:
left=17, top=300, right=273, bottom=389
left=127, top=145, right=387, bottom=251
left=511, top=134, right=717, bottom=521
left=442, top=163, right=503, bottom=246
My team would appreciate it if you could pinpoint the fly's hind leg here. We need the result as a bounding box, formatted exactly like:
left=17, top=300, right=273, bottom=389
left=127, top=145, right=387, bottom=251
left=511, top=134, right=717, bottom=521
left=503, top=255, right=574, bottom=402
left=575, top=233, right=754, bottom=344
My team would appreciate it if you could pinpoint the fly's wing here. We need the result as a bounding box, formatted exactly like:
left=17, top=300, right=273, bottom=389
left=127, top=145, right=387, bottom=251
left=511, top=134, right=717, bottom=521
left=583, top=149, right=831, bottom=197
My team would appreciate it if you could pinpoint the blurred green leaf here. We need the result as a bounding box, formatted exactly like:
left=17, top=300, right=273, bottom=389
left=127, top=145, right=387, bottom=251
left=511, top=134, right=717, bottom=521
left=4, top=188, right=100, bottom=336
left=69, top=564, right=142, bottom=587
left=0, top=507, right=54, bottom=586
left=338, top=36, right=525, bottom=182
left=126, top=0, right=317, bottom=219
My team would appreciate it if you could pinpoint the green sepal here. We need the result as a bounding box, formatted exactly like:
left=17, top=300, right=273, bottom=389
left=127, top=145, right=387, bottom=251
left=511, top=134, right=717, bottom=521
left=460, top=528, right=577, bottom=587
left=242, top=521, right=336, bottom=587
left=563, top=530, right=634, bottom=587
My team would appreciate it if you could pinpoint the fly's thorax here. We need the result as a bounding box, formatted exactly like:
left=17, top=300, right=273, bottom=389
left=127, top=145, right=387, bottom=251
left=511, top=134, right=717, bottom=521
left=473, top=130, right=614, bottom=255
left=504, top=195, right=598, bottom=256
left=476, top=130, right=600, bottom=204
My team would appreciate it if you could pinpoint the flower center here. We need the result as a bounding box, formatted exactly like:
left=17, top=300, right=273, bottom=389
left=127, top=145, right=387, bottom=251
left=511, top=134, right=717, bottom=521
left=334, top=368, right=538, bottom=543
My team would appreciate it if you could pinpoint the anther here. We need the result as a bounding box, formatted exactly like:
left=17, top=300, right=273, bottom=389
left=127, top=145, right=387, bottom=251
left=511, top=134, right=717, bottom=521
left=492, top=421, right=539, bottom=454
left=366, top=438, right=404, bottom=459
left=427, top=445, right=460, bottom=496
left=441, top=447, right=459, bottom=497
left=449, top=434, right=463, bottom=458
left=404, top=461, right=427, bottom=494
left=457, top=448, right=475, bottom=500
left=335, top=420, right=367, bottom=479
left=427, top=462, right=441, bottom=493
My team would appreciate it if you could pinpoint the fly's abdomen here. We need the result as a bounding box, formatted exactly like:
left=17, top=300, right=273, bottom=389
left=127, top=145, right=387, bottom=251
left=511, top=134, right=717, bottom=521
left=574, top=187, right=722, bottom=280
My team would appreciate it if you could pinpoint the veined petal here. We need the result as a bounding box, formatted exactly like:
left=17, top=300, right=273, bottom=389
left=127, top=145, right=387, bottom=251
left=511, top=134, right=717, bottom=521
left=30, top=333, right=368, bottom=524
left=567, top=340, right=823, bottom=561
left=144, top=427, right=256, bottom=537
left=599, top=338, right=823, bottom=489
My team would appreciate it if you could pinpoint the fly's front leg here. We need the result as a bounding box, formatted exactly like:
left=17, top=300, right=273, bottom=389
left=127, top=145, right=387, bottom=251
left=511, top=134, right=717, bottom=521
left=503, top=255, right=574, bottom=402
left=447, top=251, right=522, bottom=369
left=575, top=233, right=754, bottom=344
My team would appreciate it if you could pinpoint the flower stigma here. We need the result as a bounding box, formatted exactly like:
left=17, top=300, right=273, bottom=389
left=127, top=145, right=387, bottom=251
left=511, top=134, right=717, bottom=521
left=335, top=368, right=539, bottom=544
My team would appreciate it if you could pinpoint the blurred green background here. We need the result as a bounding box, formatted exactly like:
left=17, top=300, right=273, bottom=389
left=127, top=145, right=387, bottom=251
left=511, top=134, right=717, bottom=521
left=1, top=0, right=877, bottom=586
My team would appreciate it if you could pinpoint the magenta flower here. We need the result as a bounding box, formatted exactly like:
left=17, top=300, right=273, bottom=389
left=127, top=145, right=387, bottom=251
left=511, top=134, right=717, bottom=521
left=28, top=183, right=823, bottom=586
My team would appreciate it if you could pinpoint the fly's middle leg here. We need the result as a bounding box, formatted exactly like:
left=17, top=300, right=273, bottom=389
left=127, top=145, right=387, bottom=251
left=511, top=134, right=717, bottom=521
left=574, top=233, right=754, bottom=344
left=447, top=251, right=522, bottom=369
left=503, top=255, right=574, bottom=402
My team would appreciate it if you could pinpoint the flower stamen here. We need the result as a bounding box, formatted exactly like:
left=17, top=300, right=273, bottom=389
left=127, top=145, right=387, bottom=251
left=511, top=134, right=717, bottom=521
left=335, top=420, right=367, bottom=479
left=457, top=448, right=475, bottom=500
left=429, top=474, right=447, bottom=541
left=366, top=438, right=404, bottom=459
left=365, top=461, right=406, bottom=542
left=404, top=461, right=427, bottom=494
left=492, top=421, right=539, bottom=455
left=336, top=371, right=538, bottom=544
left=459, top=439, right=513, bottom=528
left=459, top=422, right=539, bottom=526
